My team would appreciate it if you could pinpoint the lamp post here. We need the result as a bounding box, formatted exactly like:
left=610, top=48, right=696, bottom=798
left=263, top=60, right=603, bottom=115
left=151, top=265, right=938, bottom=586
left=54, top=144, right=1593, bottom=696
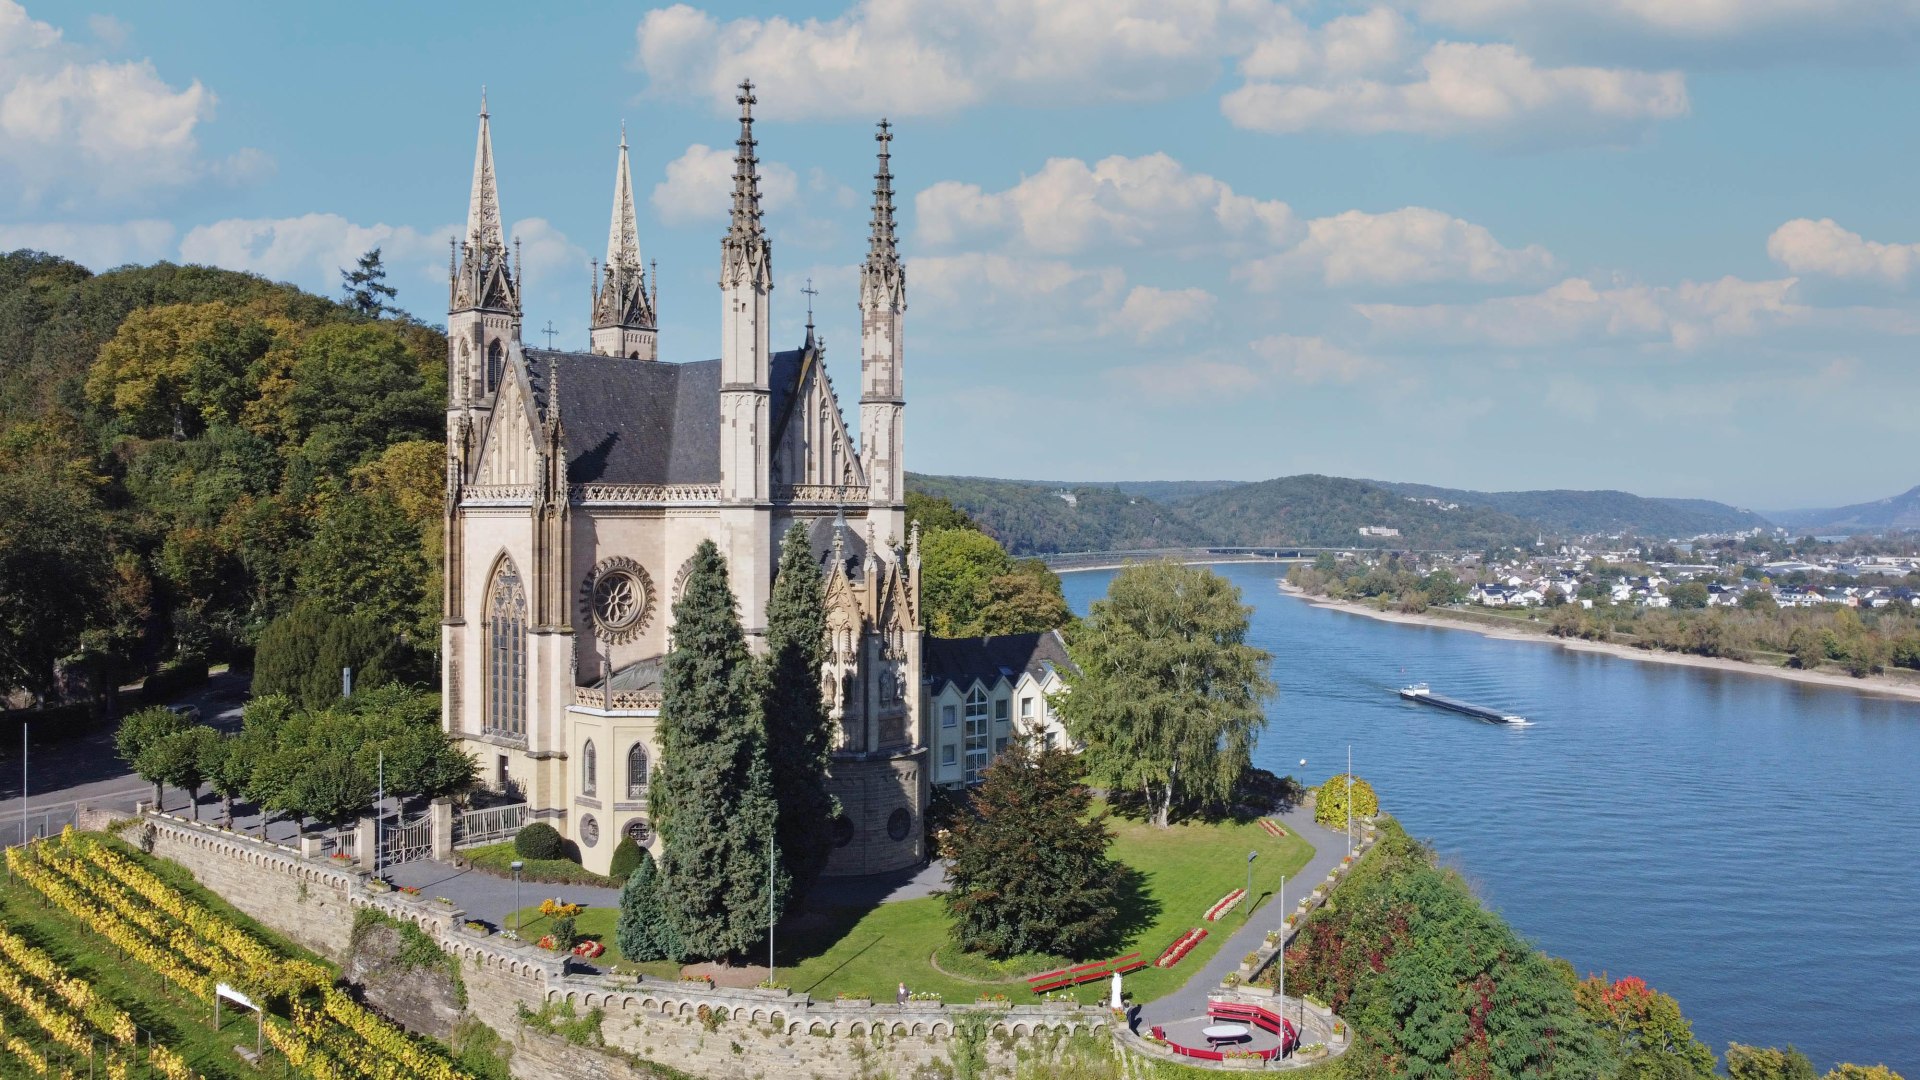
left=511, top=860, right=524, bottom=937
left=1346, top=745, right=1353, bottom=859
left=767, top=827, right=776, bottom=983
left=1245, top=850, right=1258, bottom=919
left=1278, top=873, right=1286, bottom=1032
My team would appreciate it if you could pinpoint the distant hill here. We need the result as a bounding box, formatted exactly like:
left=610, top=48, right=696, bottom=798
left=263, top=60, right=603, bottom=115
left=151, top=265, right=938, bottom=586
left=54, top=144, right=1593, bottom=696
left=910, top=472, right=1788, bottom=556
left=1767, top=485, right=1920, bottom=534
left=1375, top=482, right=1769, bottom=539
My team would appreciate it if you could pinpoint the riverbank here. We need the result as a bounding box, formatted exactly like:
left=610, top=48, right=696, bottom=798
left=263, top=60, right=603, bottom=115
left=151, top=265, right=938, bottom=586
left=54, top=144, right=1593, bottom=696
left=1277, top=581, right=1920, bottom=703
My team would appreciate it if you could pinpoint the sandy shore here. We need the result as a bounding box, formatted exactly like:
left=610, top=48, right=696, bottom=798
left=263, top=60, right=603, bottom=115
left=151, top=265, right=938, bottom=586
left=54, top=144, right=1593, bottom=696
left=1276, top=582, right=1920, bottom=704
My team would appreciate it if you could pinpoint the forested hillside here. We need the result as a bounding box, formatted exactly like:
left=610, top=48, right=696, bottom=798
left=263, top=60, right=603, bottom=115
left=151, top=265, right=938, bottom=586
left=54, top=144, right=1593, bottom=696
left=906, top=473, right=1208, bottom=553
left=0, top=250, right=444, bottom=708
left=1377, top=481, right=1768, bottom=538
left=1770, top=484, right=1920, bottom=534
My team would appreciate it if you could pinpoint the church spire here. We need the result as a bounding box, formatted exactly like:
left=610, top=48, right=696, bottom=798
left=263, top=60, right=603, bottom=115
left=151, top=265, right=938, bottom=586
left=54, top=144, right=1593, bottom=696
left=729, top=80, right=764, bottom=244
left=591, top=123, right=658, bottom=358
left=867, top=119, right=898, bottom=270
left=606, top=121, right=641, bottom=272
left=467, top=87, right=505, bottom=255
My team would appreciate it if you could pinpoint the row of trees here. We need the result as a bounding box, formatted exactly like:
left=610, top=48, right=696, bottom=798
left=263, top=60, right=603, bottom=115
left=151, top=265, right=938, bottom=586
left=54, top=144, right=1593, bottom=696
left=115, top=687, right=473, bottom=832
left=617, top=529, right=837, bottom=963
left=0, top=251, right=442, bottom=707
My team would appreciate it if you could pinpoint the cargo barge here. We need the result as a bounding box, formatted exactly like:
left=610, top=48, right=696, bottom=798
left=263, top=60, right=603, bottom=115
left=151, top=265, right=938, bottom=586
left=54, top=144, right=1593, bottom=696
left=1397, top=683, right=1529, bottom=725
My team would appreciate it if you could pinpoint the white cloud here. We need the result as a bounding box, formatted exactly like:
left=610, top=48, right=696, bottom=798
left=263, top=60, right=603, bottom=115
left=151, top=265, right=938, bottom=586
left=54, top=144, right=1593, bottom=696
left=1407, top=0, right=1920, bottom=60
left=1107, top=334, right=1377, bottom=399
left=1767, top=218, right=1920, bottom=286
left=918, top=153, right=1296, bottom=258
left=913, top=252, right=1126, bottom=330
left=634, top=0, right=1278, bottom=119
left=651, top=142, right=801, bottom=226
left=0, top=1, right=260, bottom=205
left=1116, top=285, right=1215, bottom=341
left=1222, top=40, right=1688, bottom=141
left=178, top=213, right=458, bottom=289
left=1355, top=275, right=1807, bottom=349
left=509, top=218, right=588, bottom=283
left=0, top=219, right=174, bottom=268
left=1236, top=206, right=1554, bottom=288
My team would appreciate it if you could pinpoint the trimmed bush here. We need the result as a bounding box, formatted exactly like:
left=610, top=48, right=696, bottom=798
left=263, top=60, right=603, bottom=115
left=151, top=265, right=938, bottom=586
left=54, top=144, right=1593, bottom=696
left=515, top=822, right=565, bottom=860
left=1313, top=773, right=1379, bottom=831
left=607, top=836, right=643, bottom=882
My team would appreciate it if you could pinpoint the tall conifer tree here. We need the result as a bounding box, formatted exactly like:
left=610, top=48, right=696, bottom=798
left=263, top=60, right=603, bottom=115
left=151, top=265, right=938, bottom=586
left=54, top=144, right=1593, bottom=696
left=764, top=522, right=837, bottom=902
left=651, top=540, right=786, bottom=961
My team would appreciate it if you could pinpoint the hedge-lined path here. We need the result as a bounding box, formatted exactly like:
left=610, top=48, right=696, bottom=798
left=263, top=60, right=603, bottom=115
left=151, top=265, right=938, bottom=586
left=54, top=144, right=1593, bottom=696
left=1136, top=803, right=1348, bottom=1027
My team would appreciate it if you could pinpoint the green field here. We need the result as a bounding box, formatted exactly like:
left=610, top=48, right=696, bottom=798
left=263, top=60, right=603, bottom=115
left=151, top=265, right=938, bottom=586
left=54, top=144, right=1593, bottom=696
left=510, top=809, right=1312, bottom=1005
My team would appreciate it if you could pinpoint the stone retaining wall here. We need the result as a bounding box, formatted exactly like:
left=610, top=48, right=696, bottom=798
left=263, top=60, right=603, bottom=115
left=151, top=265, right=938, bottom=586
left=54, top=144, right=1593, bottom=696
left=129, top=810, right=1109, bottom=1079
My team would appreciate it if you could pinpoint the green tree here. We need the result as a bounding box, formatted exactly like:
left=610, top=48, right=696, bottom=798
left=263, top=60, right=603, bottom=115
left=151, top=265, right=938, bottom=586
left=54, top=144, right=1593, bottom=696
left=763, top=523, right=836, bottom=904
left=1739, top=589, right=1779, bottom=611
left=0, top=472, right=111, bottom=698
left=298, top=491, right=434, bottom=644
left=254, top=601, right=416, bottom=709
left=905, top=491, right=978, bottom=533
left=1727, top=1045, right=1818, bottom=1080
left=1056, top=562, right=1274, bottom=827
left=944, top=739, right=1121, bottom=959
left=1667, top=582, right=1710, bottom=610
left=615, top=848, right=681, bottom=963
left=980, top=558, right=1072, bottom=634
left=1575, top=975, right=1716, bottom=1080
left=651, top=540, right=784, bottom=962
left=1820, top=1066, right=1905, bottom=1080
left=142, top=726, right=220, bottom=820
left=339, top=248, right=398, bottom=318
left=920, top=527, right=1010, bottom=636
left=115, top=706, right=194, bottom=808
left=203, top=731, right=257, bottom=827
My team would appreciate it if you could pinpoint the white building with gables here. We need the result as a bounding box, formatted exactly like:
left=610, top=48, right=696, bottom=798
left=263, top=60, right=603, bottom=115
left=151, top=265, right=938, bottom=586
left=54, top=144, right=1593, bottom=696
left=439, top=83, right=925, bottom=877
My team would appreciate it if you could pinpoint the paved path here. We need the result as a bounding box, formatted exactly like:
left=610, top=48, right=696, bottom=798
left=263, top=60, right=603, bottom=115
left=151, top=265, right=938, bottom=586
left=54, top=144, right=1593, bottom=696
left=1137, top=803, right=1350, bottom=1027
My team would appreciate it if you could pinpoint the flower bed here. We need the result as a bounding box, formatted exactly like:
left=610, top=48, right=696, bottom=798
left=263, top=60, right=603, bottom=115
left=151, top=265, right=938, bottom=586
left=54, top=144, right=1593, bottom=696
left=571, top=940, right=605, bottom=959
left=1258, top=818, right=1286, bottom=838
left=1204, top=887, right=1247, bottom=921
left=1156, top=927, right=1207, bottom=968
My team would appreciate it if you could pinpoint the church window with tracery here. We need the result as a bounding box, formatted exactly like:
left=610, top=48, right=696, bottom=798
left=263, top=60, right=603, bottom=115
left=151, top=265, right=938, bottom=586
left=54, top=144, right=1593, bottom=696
left=627, top=743, right=648, bottom=799
left=485, top=561, right=527, bottom=739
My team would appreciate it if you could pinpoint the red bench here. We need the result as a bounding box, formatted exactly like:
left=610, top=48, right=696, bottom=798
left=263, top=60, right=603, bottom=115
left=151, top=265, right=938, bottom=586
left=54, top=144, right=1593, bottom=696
left=1206, top=1000, right=1299, bottom=1055
left=1024, top=951, right=1147, bottom=993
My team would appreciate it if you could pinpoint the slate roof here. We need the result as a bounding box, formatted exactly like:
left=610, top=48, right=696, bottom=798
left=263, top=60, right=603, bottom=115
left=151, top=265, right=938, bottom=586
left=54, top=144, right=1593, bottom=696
left=522, top=350, right=719, bottom=485
left=922, top=630, right=1075, bottom=695
left=594, top=654, right=665, bottom=694
left=522, top=347, right=812, bottom=487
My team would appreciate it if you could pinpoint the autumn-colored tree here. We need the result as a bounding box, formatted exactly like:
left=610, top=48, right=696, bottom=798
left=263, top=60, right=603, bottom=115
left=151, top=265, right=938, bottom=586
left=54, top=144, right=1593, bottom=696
left=1574, top=975, right=1716, bottom=1079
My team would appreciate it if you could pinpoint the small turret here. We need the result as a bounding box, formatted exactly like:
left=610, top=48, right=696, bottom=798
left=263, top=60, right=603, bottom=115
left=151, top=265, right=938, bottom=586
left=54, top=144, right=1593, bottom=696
left=590, top=123, right=658, bottom=359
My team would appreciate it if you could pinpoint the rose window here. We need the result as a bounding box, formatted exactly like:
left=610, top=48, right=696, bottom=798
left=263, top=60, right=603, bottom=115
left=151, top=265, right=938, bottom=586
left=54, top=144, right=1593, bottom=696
left=581, top=557, right=654, bottom=644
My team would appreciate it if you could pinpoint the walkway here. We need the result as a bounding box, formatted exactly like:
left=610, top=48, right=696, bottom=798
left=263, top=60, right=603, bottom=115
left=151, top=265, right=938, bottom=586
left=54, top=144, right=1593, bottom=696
left=1138, top=802, right=1350, bottom=1027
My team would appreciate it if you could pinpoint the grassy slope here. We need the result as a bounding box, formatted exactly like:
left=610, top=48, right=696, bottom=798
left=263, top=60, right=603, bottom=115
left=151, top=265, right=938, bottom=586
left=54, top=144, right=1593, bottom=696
left=463, top=841, right=621, bottom=888
left=510, top=810, right=1312, bottom=1006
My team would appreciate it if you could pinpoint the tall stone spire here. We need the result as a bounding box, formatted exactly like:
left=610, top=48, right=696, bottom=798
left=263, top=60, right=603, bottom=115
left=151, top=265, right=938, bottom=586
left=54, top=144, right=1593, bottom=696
left=590, top=122, right=657, bottom=359
left=467, top=88, right=506, bottom=255
left=859, top=118, right=906, bottom=541
left=867, top=119, right=899, bottom=270
left=721, top=80, right=772, bottom=290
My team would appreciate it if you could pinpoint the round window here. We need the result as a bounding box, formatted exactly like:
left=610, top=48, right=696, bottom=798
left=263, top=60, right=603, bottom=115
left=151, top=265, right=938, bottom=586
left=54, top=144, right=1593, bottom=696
left=581, top=557, right=655, bottom=644
left=887, top=808, right=912, bottom=842
left=624, top=818, right=652, bottom=846
left=831, top=816, right=855, bottom=848
left=580, top=814, right=600, bottom=848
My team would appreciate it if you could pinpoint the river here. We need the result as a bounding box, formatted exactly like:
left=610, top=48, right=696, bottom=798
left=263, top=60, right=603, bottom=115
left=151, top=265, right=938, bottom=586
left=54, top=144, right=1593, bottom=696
left=1060, top=562, right=1920, bottom=1073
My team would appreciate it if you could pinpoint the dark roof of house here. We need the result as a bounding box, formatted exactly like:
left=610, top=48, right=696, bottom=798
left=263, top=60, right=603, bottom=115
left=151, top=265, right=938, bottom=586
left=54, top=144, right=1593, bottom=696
left=522, top=347, right=810, bottom=486
left=922, top=630, right=1074, bottom=694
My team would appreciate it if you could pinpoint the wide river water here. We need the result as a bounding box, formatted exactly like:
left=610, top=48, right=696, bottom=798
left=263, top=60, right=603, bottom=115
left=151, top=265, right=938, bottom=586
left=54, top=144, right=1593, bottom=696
left=1061, top=562, right=1920, bottom=1073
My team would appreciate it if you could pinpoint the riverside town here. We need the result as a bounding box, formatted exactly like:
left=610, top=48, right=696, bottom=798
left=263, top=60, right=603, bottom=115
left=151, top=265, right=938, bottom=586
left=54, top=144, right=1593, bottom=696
left=1, top=4, right=1917, bottom=1079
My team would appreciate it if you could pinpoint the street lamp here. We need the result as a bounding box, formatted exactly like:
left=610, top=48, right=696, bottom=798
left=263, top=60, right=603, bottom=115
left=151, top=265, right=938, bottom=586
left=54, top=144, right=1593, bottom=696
left=511, top=860, right=524, bottom=937
left=1278, top=873, right=1287, bottom=1037
left=1346, top=745, right=1353, bottom=859
left=1245, top=850, right=1258, bottom=919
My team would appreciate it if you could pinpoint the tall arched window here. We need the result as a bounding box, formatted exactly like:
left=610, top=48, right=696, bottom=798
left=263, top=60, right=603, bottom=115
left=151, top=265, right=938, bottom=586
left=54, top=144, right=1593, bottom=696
left=485, top=560, right=528, bottom=739
left=627, top=744, right=648, bottom=800
left=582, top=740, right=598, bottom=797
left=486, top=339, right=504, bottom=392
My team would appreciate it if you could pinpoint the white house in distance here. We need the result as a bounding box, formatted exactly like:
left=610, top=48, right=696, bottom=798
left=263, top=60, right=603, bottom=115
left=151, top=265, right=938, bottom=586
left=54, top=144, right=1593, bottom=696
left=921, top=632, right=1075, bottom=788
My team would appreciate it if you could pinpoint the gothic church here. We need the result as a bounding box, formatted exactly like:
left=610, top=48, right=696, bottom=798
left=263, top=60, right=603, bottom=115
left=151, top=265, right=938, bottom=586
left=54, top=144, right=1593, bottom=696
left=440, top=84, right=925, bottom=877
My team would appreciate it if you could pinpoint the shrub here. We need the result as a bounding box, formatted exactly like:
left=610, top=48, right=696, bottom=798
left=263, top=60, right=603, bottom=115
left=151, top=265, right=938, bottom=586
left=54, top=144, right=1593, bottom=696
left=515, top=822, right=565, bottom=860
left=549, top=915, right=577, bottom=949
left=1313, top=773, right=1379, bottom=830
left=608, top=836, right=643, bottom=881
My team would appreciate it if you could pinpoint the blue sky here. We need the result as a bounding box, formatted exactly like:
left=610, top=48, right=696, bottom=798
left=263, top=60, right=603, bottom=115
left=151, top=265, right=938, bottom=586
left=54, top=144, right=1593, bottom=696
left=4, top=0, right=1918, bottom=510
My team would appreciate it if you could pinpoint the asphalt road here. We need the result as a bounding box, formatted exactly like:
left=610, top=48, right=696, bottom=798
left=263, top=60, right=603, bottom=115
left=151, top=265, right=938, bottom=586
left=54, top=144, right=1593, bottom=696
left=0, top=671, right=251, bottom=848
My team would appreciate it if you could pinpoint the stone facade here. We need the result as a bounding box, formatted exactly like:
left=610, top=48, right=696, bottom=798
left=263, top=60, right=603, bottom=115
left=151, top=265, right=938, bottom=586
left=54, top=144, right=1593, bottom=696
left=130, top=812, right=1109, bottom=1080
left=439, top=85, right=925, bottom=877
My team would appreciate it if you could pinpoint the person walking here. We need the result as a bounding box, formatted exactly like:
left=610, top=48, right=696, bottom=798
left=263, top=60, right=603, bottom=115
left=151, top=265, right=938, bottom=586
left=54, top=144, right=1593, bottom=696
left=897, top=981, right=908, bottom=1005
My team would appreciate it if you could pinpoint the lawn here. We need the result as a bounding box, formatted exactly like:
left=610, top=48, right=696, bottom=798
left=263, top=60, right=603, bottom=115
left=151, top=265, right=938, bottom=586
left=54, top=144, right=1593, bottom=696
left=462, top=840, right=621, bottom=887
left=510, top=808, right=1312, bottom=1005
